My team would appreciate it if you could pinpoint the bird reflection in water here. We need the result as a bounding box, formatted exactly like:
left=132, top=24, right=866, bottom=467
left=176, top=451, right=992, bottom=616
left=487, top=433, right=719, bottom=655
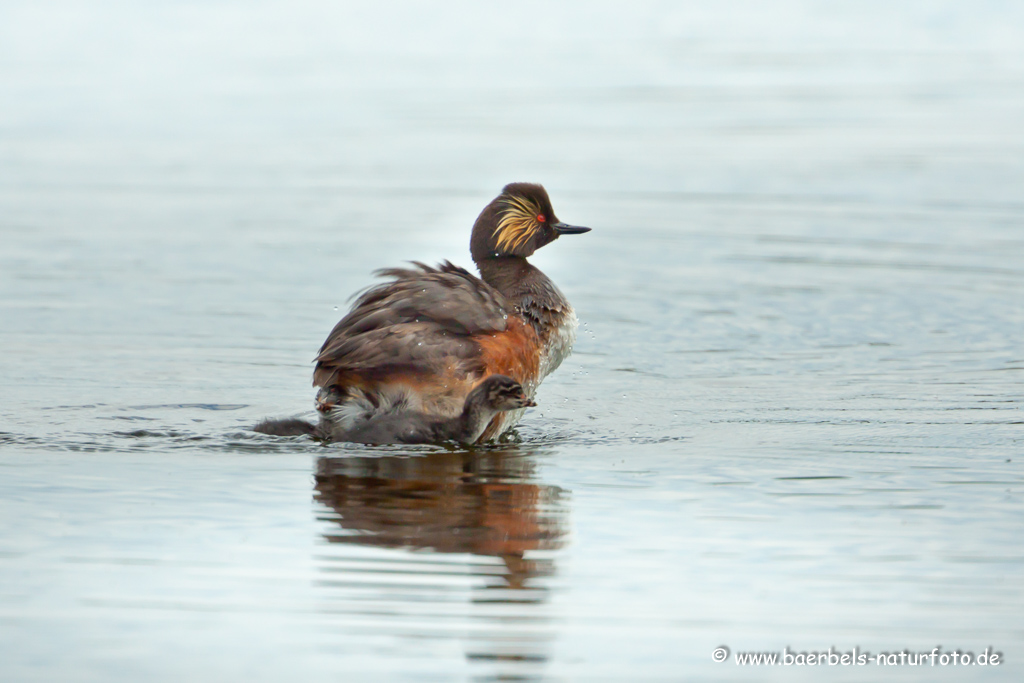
left=313, top=445, right=567, bottom=678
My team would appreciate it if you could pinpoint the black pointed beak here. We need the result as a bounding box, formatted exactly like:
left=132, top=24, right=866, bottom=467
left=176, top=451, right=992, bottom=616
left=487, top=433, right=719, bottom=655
left=552, top=222, right=591, bottom=235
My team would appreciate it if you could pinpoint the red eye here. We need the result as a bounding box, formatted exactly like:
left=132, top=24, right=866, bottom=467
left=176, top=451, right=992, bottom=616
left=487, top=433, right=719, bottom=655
left=536, top=214, right=546, bottom=223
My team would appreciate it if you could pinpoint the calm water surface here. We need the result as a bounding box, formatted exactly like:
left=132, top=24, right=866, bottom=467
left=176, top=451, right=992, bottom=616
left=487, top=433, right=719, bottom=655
left=1, top=2, right=1023, bottom=681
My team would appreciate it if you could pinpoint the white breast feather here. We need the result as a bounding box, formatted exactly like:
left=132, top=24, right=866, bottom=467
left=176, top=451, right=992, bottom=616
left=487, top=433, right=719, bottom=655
left=539, top=306, right=578, bottom=379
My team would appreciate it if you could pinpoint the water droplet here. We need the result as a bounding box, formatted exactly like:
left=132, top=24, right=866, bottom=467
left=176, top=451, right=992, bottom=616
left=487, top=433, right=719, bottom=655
left=333, top=306, right=338, bottom=311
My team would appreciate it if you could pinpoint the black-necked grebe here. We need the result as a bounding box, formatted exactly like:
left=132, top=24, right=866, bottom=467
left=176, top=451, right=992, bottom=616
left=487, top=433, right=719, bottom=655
left=261, top=182, right=588, bottom=444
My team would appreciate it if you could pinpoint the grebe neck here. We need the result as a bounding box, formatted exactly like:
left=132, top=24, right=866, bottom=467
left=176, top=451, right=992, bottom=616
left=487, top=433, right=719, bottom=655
left=475, top=256, right=566, bottom=312
left=453, top=395, right=495, bottom=444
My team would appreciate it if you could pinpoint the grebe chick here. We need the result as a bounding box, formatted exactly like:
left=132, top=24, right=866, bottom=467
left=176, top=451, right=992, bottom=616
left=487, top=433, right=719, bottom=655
left=332, top=374, right=534, bottom=445
left=314, top=182, right=588, bottom=442
left=254, top=375, right=535, bottom=445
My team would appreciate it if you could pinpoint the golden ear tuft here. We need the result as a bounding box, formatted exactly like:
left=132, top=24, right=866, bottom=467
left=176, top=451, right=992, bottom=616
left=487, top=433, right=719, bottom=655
left=493, top=195, right=542, bottom=252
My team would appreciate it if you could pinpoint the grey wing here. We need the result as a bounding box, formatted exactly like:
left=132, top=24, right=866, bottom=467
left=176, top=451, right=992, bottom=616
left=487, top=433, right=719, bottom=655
left=313, top=262, right=511, bottom=387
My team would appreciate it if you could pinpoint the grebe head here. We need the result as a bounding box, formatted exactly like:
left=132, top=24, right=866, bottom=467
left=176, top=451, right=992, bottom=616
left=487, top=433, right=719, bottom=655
left=470, top=183, right=590, bottom=263
left=472, top=374, right=537, bottom=411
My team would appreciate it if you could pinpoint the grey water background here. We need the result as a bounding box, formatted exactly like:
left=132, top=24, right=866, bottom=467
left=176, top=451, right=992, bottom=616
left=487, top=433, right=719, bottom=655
left=1, top=1, right=1023, bottom=680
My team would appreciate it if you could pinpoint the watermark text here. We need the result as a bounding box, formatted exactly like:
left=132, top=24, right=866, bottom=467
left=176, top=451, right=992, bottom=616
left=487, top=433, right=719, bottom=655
left=712, top=646, right=1003, bottom=667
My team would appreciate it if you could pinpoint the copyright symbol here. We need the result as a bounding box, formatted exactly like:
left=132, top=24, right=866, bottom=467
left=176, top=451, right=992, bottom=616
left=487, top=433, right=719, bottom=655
left=712, top=646, right=730, bottom=663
